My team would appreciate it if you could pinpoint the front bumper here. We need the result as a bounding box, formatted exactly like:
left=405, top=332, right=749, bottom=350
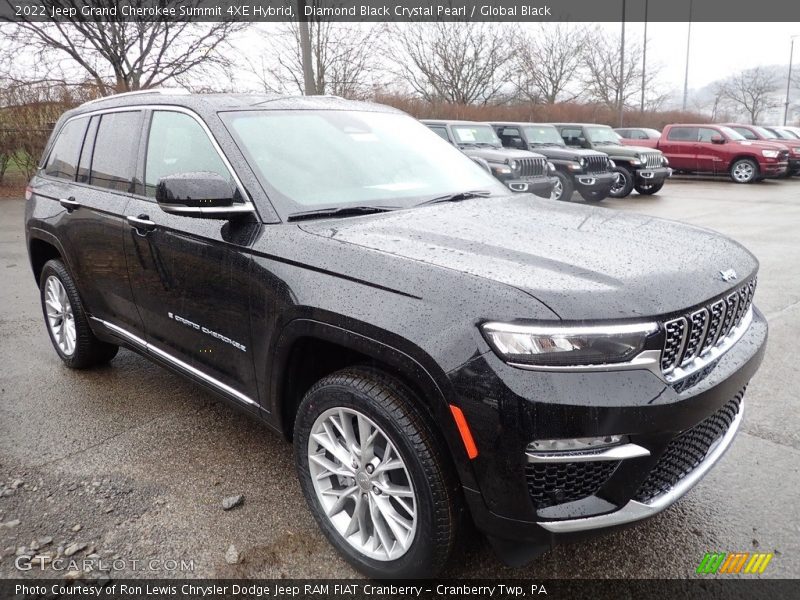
left=763, top=161, right=788, bottom=177
left=504, top=175, right=557, bottom=198
left=572, top=170, right=617, bottom=195
left=788, top=158, right=800, bottom=175
left=634, top=166, right=672, bottom=183
left=449, top=306, right=767, bottom=559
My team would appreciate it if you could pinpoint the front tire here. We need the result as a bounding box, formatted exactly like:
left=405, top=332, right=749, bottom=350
left=634, top=180, right=665, bottom=195
left=294, top=367, right=460, bottom=578
left=39, top=260, right=118, bottom=369
left=730, top=158, right=759, bottom=183
left=550, top=171, right=574, bottom=201
left=610, top=166, right=635, bottom=198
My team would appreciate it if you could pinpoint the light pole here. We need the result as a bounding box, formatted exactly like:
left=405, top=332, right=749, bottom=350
left=682, top=0, right=693, bottom=111
left=783, top=35, right=800, bottom=125
left=641, top=0, right=648, bottom=113
left=619, top=0, right=626, bottom=126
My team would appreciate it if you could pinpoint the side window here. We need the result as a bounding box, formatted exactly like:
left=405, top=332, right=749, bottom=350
left=429, top=126, right=450, bottom=142
left=732, top=127, right=756, bottom=140
left=666, top=127, right=698, bottom=142
left=89, top=111, right=142, bottom=192
left=632, top=130, right=647, bottom=140
left=698, top=128, right=721, bottom=143
left=44, top=118, right=89, bottom=180
left=561, top=128, right=583, bottom=146
left=145, top=111, right=232, bottom=198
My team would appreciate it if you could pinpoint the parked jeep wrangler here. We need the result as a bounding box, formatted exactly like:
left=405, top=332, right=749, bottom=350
left=422, top=120, right=556, bottom=197
left=553, top=123, right=672, bottom=198
left=492, top=122, right=617, bottom=202
left=25, top=92, right=765, bottom=578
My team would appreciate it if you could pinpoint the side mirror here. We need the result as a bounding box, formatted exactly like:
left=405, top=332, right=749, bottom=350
left=710, top=135, right=725, bottom=144
left=577, top=136, right=588, bottom=147
left=510, top=137, right=526, bottom=150
left=156, top=172, right=247, bottom=217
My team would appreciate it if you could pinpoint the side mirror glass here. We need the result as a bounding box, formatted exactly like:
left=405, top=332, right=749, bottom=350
left=155, top=172, right=247, bottom=217
left=510, top=137, right=526, bottom=150
left=710, top=135, right=725, bottom=144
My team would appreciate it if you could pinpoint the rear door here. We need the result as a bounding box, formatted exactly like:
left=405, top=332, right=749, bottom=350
left=122, top=108, right=260, bottom=410
left=38, top=111, right=143, bottom=333
left=661, top=126, right=698, bottom=171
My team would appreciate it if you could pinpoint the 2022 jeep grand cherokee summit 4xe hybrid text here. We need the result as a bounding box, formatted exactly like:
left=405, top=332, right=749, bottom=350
left=25, top=91, right=766, bottom=578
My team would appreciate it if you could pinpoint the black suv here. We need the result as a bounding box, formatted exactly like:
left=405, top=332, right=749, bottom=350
left=553, top=123, right=672, bottom=198
left=421, top=119, right=556, bottom=197
left=492, top=122, right=617, bottom=202
left=26, top=92, right=766, bottom=578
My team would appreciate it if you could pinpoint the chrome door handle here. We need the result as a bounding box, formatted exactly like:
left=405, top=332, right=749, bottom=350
left=59, top=197, right=81, bottom=211
left=127, top=215, right=156, bottom=233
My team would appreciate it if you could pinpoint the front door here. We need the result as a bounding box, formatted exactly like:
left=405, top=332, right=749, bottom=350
left=123, top=109, right=260, bottom=409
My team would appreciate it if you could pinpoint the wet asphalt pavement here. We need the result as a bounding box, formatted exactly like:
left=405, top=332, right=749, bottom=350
left=0, top=177, right=798, bottom=580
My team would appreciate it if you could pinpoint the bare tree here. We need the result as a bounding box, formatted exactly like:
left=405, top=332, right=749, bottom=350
left=249, top=20, right=384, bottom=99
left=514, top=24, right=589, bottom=104
left=1, top=0, right=248, bottom=95
left=582, top=30, right=664, bottom=111
left=720, top=66, right=781, bottom=124
left=389, top=22, right=517, bottom=105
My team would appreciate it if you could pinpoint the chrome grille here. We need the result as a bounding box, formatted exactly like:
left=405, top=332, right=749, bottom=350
left=660, top=278, right=756, bottom=379
left=517, top=158, right=546, bottom=177
left=585, top=155, right=609, bottom=173
left=643, top=153, right=662, bottom=169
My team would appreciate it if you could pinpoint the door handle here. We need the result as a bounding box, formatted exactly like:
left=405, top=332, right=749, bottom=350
left=59, top=197, right=81, bottom=211
left=127, top=215, right=157, bottom=233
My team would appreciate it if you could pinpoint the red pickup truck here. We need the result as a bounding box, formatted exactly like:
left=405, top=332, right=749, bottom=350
left=723, top=123, right=800, bottom=176
left=654, top=124, right=789, bottom=183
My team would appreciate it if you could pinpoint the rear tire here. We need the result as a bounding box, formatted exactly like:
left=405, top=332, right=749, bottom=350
left=609, top=166, right=635, bottom=198
left=39, top=260, right=118, bottom=369
left=729, top=158, right=759, bottom=183
left=634, top=180, right=665, bottom=195
left=293, top=367, right=460, bottom=578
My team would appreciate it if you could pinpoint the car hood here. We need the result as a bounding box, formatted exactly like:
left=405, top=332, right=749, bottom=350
left=594, top=143, right=662, bottom=156
left=529, top=146, right=607, bottom=161
left=299, top=195, right=758, bottom=321
left=734, top=139, right=790, bottom=151
left=461, top=146, right=546, bottom=162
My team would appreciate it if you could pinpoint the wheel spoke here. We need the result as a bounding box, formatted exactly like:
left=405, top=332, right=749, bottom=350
left=378, top=481, right=414, bottom=498
left=309, top=452, right=352, bottom=478
left=368, top=494, right=395, bottom=558
left=312, top=424, right=353, bottom=467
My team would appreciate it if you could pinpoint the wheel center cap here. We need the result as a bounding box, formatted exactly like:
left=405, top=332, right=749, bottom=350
left=355, top=470, right=371, bottom=491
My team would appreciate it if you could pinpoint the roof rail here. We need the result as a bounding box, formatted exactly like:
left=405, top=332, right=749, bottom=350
left=82, top=88, right=191, bottom=106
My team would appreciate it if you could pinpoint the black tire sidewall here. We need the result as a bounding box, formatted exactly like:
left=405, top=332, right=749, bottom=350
left=294, top=380, right=448, bottom=578
left=634, top=181, right=665, bottom=195
left=552, top=171, right=574, bottom=201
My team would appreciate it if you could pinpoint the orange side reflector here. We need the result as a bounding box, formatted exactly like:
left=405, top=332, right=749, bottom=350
left=449, top=404, right=479, bottom=459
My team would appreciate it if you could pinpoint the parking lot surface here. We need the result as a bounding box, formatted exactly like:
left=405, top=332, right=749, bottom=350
left=1, top=177, right=799, bottom=579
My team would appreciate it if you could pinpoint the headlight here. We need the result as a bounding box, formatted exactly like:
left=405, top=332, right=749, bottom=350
left=794, top=147, right=800, bottom=153
left=608, top=159, right=616, bottom=168
left=492, top=164, right=512, bottom=175
left=630, top=154, right=642, bottom=166
left=568, top=161, right=583, bottom=171
left=762, top=149, right=780, bottom=158
left=481, top=321, right=657, bottom=367
left=509, top=160, right=519, bottom=171
left=546, top=161, right=556, bottom=173
left=662, top=156, right=669, bottom=166
left=579, top=157, right=587, bottom=168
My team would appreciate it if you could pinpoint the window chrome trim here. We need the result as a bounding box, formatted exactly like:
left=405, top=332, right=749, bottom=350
left=538, top=401, right=743, bottom=533
left=526, top=443, right=650, bottom=463
left=89, top=317, right=258, bottom=408
left=59, top=104, right=256, bottom=215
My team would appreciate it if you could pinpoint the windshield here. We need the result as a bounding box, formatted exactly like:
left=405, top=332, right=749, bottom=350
left=719, top=126, right=746, bottom=141
left=523, top=125, right=565, bottom=145
left=451, top=124, right=502, bottom=146
left=754, top=126, right=777, bottom=139
left=771, top=128, right=796, bottom=139
left=221, top=111, right=504, bottom=214
left=585, top=126, right=622, bottom=144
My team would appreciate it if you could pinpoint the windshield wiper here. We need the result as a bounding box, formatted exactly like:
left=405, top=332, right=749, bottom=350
left=287, top=205, right=399, bottom=221
left=417, top=190, right=492, bottom=206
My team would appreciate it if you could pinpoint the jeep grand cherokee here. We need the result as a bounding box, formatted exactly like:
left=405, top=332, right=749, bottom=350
left=25, top=91, right=766, bottom=578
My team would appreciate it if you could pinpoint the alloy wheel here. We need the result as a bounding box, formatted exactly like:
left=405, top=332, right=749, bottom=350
left=307, top=407, right=417, bottom=561
left=611, top=172, right=627, bottom=194
left=550, top=178, right=563, bottom=200
left=44, top=275, right=76, bottom=356
left=732, top=162, right=755, bottom=183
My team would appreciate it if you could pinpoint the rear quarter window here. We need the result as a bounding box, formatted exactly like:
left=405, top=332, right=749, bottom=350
left=44, top=118, right=89, bottom=180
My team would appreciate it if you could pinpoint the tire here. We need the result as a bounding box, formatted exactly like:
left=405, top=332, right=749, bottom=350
left=609, top=166, right=635, bottom=198
left=549, top=171, right=574, bottom=201
left=39, top=259, right=118, bottom=369
left=729, top=158, right=759, bottom=184
left=579, top=189, right=607, bottom=202
left=634, top=180, right=665, bottom=195
left=294, top=367, right=460, bottom=578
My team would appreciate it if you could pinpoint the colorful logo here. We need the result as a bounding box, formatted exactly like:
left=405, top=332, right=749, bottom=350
left=697, top=552, right=773, bottom=574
